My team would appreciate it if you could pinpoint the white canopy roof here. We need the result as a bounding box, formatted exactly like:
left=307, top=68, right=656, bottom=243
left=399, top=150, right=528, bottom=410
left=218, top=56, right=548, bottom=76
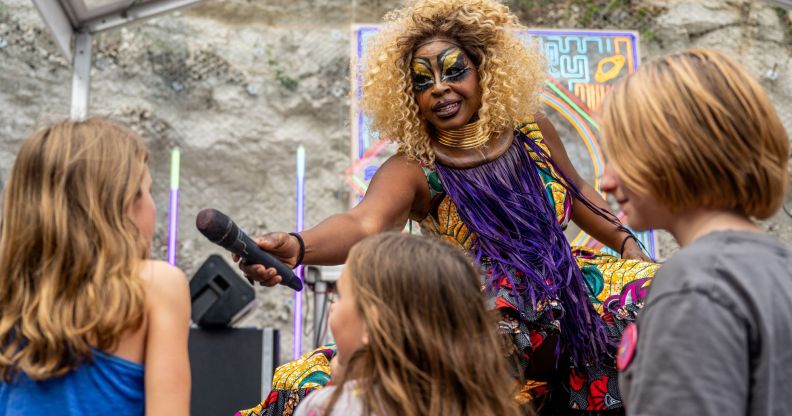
left=32, top=0, right=203, bottom=62
left=31, top=0, right=204, bottom=118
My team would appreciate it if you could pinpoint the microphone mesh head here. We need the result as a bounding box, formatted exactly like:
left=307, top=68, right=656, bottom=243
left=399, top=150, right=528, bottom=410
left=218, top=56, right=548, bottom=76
left=196, top=208, right=230, bottom=241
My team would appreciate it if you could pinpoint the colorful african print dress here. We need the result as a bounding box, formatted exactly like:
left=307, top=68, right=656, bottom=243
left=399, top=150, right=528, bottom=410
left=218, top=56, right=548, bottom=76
left=422, top=120, right=657, bottom=414
left=237, top=120, right=658, bottom=416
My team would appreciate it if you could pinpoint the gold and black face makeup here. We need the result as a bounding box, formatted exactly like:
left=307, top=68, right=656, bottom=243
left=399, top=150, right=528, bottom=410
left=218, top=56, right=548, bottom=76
left=411, top=47, right=472, bottom=93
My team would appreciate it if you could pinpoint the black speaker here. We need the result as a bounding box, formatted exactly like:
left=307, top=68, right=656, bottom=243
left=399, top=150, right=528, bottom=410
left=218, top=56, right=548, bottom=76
left=190, top=254, right=255, bottom=328
left=189, top=327, right=279, bottom=416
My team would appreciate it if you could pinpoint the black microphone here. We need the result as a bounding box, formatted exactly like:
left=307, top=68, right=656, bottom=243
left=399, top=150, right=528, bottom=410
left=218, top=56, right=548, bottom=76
left=196, top=208, right=303, bottom=291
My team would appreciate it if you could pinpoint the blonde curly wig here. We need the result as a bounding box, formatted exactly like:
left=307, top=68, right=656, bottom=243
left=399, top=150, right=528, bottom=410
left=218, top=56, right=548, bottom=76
left=361, top=0, right=547, bottom=164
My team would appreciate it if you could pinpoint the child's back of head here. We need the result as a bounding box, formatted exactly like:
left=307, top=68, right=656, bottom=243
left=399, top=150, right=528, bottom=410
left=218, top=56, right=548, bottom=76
left=0, top=117, right=150, bottom=381
left=322, top=232, right=523, bottom=416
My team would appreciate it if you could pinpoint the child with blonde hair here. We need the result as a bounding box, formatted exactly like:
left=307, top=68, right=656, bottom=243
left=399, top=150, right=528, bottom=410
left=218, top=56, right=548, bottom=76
left=294, top=232, right=525, bottom=416
left=600, top=49, right=792, bottom=416
left=0, top=118, right=191, bottom=415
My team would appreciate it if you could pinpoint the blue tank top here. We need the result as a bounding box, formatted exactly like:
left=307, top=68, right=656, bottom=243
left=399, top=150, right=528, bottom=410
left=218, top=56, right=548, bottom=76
left=0, top=349, right=144, bottom=415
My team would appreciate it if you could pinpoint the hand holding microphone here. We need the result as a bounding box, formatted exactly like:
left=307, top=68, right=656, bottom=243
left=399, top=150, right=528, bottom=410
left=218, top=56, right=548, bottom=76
left=196, top=208, right=303, bottom=291
left=234, top=233, right=303, bottom=287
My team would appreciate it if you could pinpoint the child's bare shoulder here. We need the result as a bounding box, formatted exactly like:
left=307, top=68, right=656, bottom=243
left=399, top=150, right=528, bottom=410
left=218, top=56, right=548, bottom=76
left=139, top=260, right=189, bottom=307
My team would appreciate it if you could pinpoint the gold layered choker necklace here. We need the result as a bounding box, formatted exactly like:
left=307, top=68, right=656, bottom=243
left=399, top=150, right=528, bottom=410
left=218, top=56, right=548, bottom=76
left=436, top=121, right=490, bottom=149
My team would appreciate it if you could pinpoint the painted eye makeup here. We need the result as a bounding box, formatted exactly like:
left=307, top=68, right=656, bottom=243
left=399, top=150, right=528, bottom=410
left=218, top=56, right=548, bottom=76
left=411, top=59, right=435, bottom=92
left=443, top=64, right=469, bottom=82
left=410, top=47, right=472, bottom=92
left=412, top=76, right=434, bottom=92
left=440, top=49, right=470, bottom=83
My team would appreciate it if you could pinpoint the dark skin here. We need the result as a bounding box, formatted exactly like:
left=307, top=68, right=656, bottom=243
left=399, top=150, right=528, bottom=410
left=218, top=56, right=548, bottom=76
left=536, top=116, right=648, bottom=260
left=237, top=38, right=648, bottom=286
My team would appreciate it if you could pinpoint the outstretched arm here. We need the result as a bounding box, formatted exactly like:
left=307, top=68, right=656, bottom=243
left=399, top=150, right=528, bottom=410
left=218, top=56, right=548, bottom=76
left=537, top=116, right=648, bottom=260
left=301, top=154, right=430, bottom=264
left=238, top=153, right=431, bottom=286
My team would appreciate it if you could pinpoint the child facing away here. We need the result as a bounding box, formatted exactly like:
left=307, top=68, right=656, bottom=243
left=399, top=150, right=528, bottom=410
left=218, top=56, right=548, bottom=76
left=599, top=49, right=792, bottom=416
left=0, top=118, right=191, bottom=415
left=293, top=232, right=527, bottom=416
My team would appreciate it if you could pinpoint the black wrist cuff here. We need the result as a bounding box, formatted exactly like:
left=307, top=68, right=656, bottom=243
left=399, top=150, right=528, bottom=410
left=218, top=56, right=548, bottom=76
left=288, top=232, right=305, bottom=268
left=619, top=234, right=638, bottom=256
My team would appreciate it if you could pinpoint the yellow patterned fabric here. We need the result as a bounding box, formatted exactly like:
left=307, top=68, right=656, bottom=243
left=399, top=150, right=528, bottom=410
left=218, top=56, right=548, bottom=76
left=515, top=380, right=550, bottom=405
left=547, top=181, right=569, bottom=224
left=236, top=346, right=334, bottom=416
left=270, top=349, right=331, bottom=390
left=434, top=191, right=477, bottom=251
left=574, top=247, right=658, bottom=315
left=517, top=121, right=573, bottom=228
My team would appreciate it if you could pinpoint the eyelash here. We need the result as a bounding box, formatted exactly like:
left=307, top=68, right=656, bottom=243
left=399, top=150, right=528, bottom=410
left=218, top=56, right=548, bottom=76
left=411, top=66, right=470, bottom=92
left=443, top=67, right=469, bottom=82
left=412, top=76, right=433, bottom=92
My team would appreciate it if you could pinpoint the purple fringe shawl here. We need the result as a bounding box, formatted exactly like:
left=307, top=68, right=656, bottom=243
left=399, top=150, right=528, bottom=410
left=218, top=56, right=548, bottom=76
left=434, top=129, right=615, bottom=366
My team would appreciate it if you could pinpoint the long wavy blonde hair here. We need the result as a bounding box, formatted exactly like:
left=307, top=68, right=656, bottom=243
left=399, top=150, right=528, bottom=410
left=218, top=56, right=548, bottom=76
left=326, top=233, right=526, bottom=416
left=0, top=118, right=150, bottom=381
left=361, top=0, right=547, bottom=164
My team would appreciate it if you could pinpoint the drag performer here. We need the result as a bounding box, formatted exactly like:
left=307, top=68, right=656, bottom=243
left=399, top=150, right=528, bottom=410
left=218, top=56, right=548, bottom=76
left=238, top=0, right=657, bottom=414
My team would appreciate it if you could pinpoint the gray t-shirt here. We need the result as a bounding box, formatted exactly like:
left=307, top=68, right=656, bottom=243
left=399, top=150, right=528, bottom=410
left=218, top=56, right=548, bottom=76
left=293, top=383, right=366, bottom=416
left=619, top=231, right=792, bottom=416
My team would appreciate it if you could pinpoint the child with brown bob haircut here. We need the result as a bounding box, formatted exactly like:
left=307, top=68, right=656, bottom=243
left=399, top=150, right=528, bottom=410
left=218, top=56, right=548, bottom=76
left=294, top=232, right=526, bottom=416
left=600, top=49, right=792, bottom=416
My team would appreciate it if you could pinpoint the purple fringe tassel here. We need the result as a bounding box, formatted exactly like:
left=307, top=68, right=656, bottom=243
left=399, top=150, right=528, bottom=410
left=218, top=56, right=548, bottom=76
left=434, top=130, right=613, bottom=366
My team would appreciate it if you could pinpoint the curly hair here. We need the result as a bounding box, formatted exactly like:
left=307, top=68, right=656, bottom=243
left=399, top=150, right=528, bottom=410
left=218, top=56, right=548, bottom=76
left=361, top=0, right=547, bottom=164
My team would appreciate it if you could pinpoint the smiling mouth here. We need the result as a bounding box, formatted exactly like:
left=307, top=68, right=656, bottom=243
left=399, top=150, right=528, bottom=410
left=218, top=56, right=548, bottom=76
left=433, top=101, right=461, bottom=119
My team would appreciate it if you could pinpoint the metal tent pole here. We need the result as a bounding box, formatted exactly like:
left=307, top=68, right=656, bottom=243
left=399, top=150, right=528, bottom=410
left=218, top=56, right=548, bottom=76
left=70, top=31, right=92, bottom=120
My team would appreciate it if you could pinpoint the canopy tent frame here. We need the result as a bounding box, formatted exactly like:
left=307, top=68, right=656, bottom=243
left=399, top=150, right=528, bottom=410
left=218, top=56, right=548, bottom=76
left=767, top=0, right=792, bottom=7
left=31, top=0, right=204, bottom=119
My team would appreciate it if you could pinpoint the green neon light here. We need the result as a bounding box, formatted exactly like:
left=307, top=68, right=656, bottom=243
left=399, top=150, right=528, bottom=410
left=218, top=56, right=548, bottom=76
left=352, top=175, right=368, bottom=192
left=170, top=148, right=180, bottom=190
